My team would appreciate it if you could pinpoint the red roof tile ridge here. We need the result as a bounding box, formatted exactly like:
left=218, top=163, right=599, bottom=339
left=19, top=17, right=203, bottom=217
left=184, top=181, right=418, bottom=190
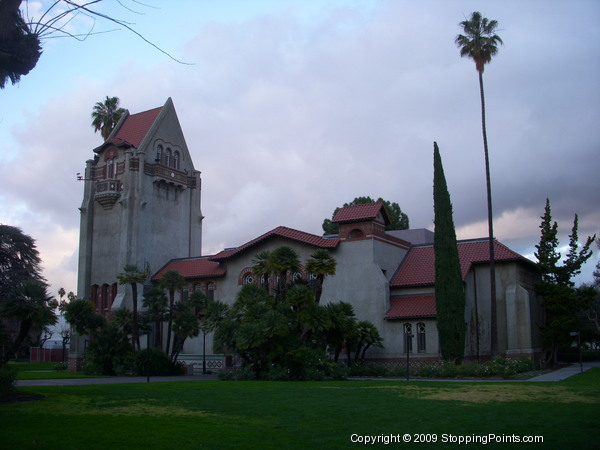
left=210, top=225, right=339, bottom=261
left=332, top=201, right=387, bottom=224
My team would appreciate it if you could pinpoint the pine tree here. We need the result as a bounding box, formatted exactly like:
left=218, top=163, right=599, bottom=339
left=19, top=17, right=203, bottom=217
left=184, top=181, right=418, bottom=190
left=534, top=199, right=596, bottom=365
left=433, top=142, right=466, bottom=364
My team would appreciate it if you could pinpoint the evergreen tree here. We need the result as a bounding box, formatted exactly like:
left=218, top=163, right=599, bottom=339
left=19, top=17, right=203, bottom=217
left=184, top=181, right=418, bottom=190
left=322, top=196, right=409, bottom=235
left=534, top=199, right=595, bottom=365
left=433, top=142, right=466, bottom=364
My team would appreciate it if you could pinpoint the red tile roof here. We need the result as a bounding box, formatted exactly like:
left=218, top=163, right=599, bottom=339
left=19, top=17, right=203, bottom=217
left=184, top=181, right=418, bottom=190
left=152, top=256, right=226, bottom=281
left=386, top=296, right=437, bottom=319
left=211, top=226, right=339, bottom=261
left=107, top=106, right=163, bottom=148
left=332, top=202, right=390, bottom=225
left=390, top=239, right=528, bottom=287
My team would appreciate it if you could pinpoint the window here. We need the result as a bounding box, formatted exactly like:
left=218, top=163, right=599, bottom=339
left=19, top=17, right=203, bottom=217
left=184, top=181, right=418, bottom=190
left=107, top=158, right=114, bottom=178
left=174, top=151, right=180, bottom=170
left=165, top=149, right=171, bottom=167
left=207, top=282, right=215, bottom=301
left=156, top=145, right=163, bottom=163
left=417, top=322, right=426, bottom=353
left=243, top=273, right=254, bottom=285
left=403, top=323, right=413, bottom=353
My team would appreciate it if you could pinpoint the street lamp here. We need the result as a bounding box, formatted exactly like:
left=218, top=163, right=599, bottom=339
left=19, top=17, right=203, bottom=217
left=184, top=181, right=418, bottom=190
left=405, top=332, right=414, bottom=381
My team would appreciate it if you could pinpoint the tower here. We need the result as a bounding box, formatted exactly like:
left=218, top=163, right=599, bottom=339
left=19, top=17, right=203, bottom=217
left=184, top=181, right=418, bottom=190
left=77, top=98, right=202, bottom=313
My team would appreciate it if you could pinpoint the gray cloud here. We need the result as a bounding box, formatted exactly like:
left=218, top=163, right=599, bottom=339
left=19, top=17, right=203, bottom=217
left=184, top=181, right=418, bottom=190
left=1, top=0, right=599, bottom=294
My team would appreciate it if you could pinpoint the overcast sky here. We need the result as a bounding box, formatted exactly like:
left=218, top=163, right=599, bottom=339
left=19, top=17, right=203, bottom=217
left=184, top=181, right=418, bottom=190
left=1, top=0, right=599, bottom=298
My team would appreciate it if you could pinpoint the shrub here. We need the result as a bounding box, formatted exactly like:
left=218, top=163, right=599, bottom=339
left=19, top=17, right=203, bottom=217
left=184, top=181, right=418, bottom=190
left=0, top=364, right=16, bottom=398
left=266, top=365, right=291, bottom=381
left=328, top=363, right=350, bottom=380
left=53, top=362, right=68, bottom=371
left=217, top=365, right=257, bottom=381
left=133, top=348, right=183, bottom=376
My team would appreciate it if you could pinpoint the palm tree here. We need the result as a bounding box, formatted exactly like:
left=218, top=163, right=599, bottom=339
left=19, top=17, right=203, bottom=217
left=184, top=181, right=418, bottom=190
left=142, top=288, right=168, bottom=350
left=1, top=279, right=57, bottom=363
left=268, top=246, right=301, bottom=302
left=91, top=96, right=125, bottom=140
left=455, top=11, right=503, bottom=357
left=117, top=264, right=147, bottom=351
left=251, top=250, right=271, bottom=291
left=159, top=270, right=185, bottom=357
left=305, top=249, right=337, bottom=304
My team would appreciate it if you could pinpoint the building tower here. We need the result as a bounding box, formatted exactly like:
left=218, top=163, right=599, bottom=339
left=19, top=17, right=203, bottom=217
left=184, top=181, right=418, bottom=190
left=77, top=98, right=202, bottom=313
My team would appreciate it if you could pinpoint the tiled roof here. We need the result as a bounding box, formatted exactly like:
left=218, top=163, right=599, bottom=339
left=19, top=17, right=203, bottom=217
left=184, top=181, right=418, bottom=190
left=107, top=106, right=163, bottom=148
left=211, top=226, right=339, bottom=261
left=332, top=202, right=390, bottom=224
left=390, top=239, right=528, bottom=287
left=386, top=296, right=437, bottom=319
left=152, top=256, right=226, bottom=281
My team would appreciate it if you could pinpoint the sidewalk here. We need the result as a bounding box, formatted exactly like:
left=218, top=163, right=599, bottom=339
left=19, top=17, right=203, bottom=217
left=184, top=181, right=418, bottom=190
left=526, top=361, right=600, bottom=381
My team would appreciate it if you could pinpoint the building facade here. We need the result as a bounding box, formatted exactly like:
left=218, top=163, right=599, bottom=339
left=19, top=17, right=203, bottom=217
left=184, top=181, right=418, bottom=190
left=72, top=99, right=202, bottom=369
left=74, top=99, right=542, bottom=369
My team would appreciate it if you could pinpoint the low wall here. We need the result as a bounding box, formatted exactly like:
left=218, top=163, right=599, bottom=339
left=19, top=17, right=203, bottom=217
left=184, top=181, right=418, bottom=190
left=30, top=347, right=67, bottom=363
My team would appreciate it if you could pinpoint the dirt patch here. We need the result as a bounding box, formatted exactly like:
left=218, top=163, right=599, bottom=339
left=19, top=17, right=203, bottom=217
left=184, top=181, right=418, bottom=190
left=365, top=384, right=598, bottom=404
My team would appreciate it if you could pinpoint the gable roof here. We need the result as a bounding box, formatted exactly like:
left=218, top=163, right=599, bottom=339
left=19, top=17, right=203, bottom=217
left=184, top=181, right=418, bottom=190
left=390, top=239, right=530, bottom=288
left=211, top=226, right=339, bottom=262
left=152, top=256, right=226, bottom=281
left=332, top=202, right=390, bottom=225
left=108, top=106, right=162, bottom=148
left=386, top=295, right=436, bottom=319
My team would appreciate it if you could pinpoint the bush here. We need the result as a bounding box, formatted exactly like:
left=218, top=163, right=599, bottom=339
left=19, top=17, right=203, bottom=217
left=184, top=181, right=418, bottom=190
left=266, top=365, right=291, bottom=381
left=0, top=364, right=16, bottom=398
left=413, top=358, right=533, bottom=379
left=217, top=366, right=257, bottom=381
left=328, top=363, right=350, bottom=380
left=53, top=362, right=68, bottom=371
left=133, top=348, right=183, bottom=376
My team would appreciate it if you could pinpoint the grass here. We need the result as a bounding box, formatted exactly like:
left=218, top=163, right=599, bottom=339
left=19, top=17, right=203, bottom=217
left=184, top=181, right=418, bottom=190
left=9, top=362, right=104, bottom=380
left=1, top=369, right=599, bottom=449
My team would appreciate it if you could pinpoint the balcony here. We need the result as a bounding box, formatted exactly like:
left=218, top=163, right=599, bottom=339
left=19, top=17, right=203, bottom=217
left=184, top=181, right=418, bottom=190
left=94, top=179, right=122, bottom=209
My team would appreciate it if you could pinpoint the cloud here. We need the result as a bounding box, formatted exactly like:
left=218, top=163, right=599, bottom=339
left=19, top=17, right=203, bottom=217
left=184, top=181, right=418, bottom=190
left=2, top=0, right=599, bottom=295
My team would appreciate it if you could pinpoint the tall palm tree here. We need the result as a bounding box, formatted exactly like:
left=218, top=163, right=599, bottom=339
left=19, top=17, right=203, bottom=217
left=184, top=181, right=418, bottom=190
left=305, top=249, right=337, bottom=304
left=91, top=96, right=125, bottom=140
left=455, top=11, right=503, bottom=357
left=159, top=270, right=185, bottom=356
left=268, top=246, right=301, bottom=302
left=142, top=288, right=168, bottom=350
left=117, top=264, right=147, bottom=351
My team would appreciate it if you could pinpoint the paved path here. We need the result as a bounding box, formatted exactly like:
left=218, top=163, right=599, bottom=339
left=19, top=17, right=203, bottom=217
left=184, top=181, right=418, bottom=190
left=15, top=362, right=599, bottom=387
left=526, top=361, right=600, bottom=381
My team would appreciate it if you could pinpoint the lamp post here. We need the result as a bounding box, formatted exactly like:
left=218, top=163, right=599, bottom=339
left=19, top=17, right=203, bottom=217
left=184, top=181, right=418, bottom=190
left=405, top=332, right=414, bottom=381
left=202, top=330, right=208, bottom=374
left=570, top=331, right=583, bottom=373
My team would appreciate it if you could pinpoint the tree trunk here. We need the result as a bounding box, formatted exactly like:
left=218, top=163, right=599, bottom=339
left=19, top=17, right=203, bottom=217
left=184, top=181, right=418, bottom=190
left=479, top=69, right=498, bottom=358
left=166, top=291, right=174, bottom=355
left=131, top=283, right=140, bottom=351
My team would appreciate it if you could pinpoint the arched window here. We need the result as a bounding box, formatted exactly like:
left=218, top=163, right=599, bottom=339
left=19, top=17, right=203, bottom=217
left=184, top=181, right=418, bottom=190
left=173, top=151, right=180, bottom=170
left=156, top=145, right=163, bottom=163
left=243, top=273, right=254, bottom=285
left=417, top=322, right=426, bottom=353
left=165, top=149, right=172, bottom=167
left=403, top=323, right=413, bottom=353
left=207, top=282, right=215, bottom=301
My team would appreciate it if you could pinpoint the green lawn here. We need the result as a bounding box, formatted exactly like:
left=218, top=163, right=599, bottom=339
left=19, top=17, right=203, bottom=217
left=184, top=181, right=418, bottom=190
left=9, top=362, right=104, bottom=380
left=2, top=370, right=599, bottom=449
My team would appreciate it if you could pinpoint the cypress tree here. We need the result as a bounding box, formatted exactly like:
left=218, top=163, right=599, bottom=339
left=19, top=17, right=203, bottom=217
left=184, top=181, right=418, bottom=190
left=433, top=142, right=466, bottom=364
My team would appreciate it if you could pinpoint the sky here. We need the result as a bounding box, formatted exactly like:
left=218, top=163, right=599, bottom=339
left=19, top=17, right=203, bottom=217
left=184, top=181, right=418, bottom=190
left=1, top=0, right=599, bottom=299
